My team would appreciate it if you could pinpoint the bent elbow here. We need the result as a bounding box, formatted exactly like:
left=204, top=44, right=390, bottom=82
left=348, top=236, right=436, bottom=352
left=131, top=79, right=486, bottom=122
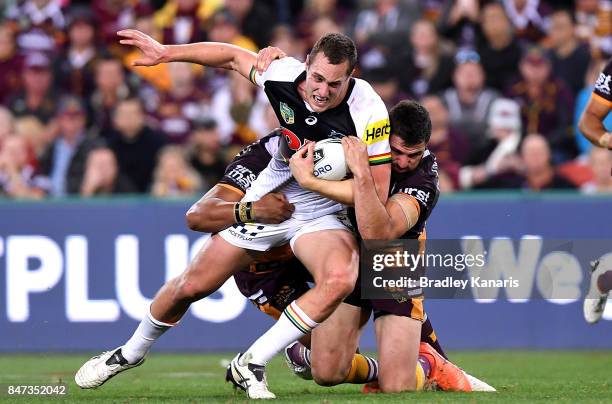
left=185, top=205, right=205, bottom=231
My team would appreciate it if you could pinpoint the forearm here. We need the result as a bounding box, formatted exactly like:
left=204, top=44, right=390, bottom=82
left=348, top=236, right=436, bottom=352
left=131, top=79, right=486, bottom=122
left=162, top=42, right=255, bottom=74
left=305, top=178, right=354, bottom=205
left=579, top=111, right=611, bottom=148
left=353, top=172, right=394, bottom=239
left=186, top=198, right=237, bottom=233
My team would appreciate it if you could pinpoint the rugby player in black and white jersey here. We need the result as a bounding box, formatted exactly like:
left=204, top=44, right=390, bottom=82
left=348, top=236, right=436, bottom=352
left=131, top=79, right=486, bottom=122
left=579, top=56, right=612, bottom=324
left=76, top=31, right=391, bottom=398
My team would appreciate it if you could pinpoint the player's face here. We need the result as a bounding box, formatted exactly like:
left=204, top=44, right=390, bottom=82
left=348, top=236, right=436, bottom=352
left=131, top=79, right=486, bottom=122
left=390, top=135, right=426, bottom=174
left=305, top=53, right=352, bottom=112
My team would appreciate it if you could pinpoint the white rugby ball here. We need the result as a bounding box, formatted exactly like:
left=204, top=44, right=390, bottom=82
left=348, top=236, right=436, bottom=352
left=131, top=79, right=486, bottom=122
left=312, top=138, right=350, bottom=181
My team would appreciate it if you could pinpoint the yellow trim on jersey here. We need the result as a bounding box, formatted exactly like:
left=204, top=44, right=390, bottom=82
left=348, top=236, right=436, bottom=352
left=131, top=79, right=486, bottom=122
left=368, top=152, right=392, bottom=165
left=592, top=93, right=612, bottom=108
left=363, top=118, right=391, bottom=145
left=410, top=297, right=424, bottom=322
left=216, top=183, right=245, bottom=197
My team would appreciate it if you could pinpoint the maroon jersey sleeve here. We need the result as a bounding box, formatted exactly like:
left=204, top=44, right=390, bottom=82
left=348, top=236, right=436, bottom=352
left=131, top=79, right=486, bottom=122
left=593, top=57, right=612, bottom=107
left=218, top=132, right=277, bottom=193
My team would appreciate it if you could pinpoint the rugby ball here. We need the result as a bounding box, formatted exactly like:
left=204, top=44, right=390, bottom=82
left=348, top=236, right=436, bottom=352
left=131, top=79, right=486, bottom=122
left=312, top=138, right=350, bottom=181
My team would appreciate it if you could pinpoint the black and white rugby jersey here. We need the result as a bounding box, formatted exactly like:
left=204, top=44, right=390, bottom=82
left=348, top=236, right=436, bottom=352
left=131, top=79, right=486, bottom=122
left=243, top=57, right=391, bottom=220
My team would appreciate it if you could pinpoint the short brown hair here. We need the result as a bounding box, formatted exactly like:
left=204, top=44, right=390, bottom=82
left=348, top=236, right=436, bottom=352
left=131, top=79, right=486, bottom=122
left=309, top=33, right=357, bottom=75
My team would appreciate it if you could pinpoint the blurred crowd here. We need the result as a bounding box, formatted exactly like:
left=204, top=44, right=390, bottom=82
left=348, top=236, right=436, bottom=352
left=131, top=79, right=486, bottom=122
left=0, top=0, right=611, bottom=200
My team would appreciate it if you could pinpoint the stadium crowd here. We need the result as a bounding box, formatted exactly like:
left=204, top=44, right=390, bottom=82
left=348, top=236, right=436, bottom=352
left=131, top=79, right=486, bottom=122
left=0, top=0, right=610, bottom=199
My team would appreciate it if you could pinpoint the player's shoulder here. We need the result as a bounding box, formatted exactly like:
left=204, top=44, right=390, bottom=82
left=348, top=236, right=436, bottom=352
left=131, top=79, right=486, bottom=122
left=348, top=78, right=387, bottom=112
left=254, top=57, right=305, bottom=86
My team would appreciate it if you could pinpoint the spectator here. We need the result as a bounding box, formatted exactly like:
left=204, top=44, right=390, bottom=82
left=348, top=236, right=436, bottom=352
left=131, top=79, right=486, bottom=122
left=459, top=98, right=522, bottom=189
left=153, top=0, right=210, bottom=45
left=208, top=8, right=258, bottom=51
left=80, top=147, right=137, bottom=196
left=548, top=8, right=591, bottom=98
left=575, top=0, right=600, bottom=42
left=348, top=0, right=421, bottom=49
left=477, top=2, right=522, bottom=91
left=123, top=5, right=172, bottom=92
left=152, top=145, right=202, bottom=197
left=442, top=49, right=499, bottom=164
left=55, top=7, right=99, bottom=98
left=153, top=62, right=209, bottom=144
left=224, top=0, right=276, bottom=49
left=438, top=0, right=480, bottom=48
left=8, top=52, right=57, bottom=123
left=188, top=118, right=230, bottom=188
left=295, top=0, right=351, bottom=45
left=0, top=107, right=15, bottom=148
left=210, top=70, right=257, bottom=145
left=5, top=0, right=66, bottom=53
left=477, top=133, right=576, bottom=190
left=581, top=146, right=612, bottom=193
left=398, top=19, right=454, bottom=99
left=0, top=134, right=44, bottom=199
left=421, top=94, right=470, bottom=189
left=362, top=64, right=404, bottom=109
left=107, top=98, right=166, bottom=193
left=507, top=46, right=576, bottom=162
left=13, top=115, right=49, bottom=160
left=37, top=96, right=102, bottom=197
left=0, top=23, right=23, bottom=105
left=90, top=55, right=132, bottom=135
left=248, top=96, right=281, bottom=140
left=501, top=0, right=553, bottom=43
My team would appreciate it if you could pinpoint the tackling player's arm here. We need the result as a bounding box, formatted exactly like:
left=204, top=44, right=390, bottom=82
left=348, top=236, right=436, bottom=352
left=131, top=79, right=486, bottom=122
left=579, top=98, right=612, bottom=149
left=118, top=29, right=257, bottom=81
left=343, top=137, right=416, bottom=239
left=186, top=185, right=294, bottom=233
left=579, top=58, right=612, bottom=149
left=289, top=143, right=391, bottom=206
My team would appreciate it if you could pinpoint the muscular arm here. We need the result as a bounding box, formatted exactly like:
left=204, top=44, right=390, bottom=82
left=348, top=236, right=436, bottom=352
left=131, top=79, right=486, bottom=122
left=353, top=171, right=419, bottom=240
left=118, top=29, right=257, bottom=81
left=185, top=185, right=243, bottom=233
left=290, top=142, right=391, bottom=206
left=578, top=97, right=612, bottom=148
left=186, top=185, right=294, bottom=233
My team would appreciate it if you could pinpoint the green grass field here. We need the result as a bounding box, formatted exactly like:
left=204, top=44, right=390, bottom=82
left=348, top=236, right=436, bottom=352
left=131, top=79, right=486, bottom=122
left=0, top=351, right=610, bottom=403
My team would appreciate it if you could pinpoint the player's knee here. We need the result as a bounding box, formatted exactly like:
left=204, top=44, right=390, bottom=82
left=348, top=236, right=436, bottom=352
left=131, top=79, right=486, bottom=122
left=378, top=374, right=416, bottom=393
left=311, top=366, right=346, bottom=386
left=311, top=352, right=350, bottom=386
left=322, top=269, right=357, bottom=301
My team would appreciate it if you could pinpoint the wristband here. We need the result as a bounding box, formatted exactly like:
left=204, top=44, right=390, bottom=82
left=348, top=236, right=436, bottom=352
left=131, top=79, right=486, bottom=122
left=233, top=203, right=241, bottom=223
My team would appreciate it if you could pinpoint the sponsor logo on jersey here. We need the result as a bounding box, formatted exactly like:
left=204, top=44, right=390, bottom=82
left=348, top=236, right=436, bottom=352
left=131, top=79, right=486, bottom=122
left=595, top=72, right=611, bottom=95
left=363, top=119, right=391, bottom=144
left=399, top=187, right=430, bottom=205
left=280, top=102, right=295, bottom=124
left=305, top=115, right=318, bottom=125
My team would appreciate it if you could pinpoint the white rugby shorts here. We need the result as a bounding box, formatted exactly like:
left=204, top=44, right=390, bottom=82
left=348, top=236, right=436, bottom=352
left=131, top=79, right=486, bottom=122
left=218, top=210, right=354, bottom=252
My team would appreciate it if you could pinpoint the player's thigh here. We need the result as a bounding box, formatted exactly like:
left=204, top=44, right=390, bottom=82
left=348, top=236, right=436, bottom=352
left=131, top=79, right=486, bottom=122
left=311, top=303, right=368, bottom=378
left=292, top=229, right=357, bottom=283
left=182, top=234, right=254, bottom=293
left=375, top=314, right=421, bottom=392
